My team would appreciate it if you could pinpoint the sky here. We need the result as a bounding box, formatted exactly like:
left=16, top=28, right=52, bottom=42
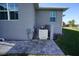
left=39, top=3, right=79, bottom=24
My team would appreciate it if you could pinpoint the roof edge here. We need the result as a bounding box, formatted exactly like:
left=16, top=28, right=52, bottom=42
left=36, top=7, right=68, bottom=11
left=34, top=3, right=68, bottom=11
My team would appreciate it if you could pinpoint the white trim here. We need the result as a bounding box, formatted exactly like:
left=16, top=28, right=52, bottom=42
left=0, top=19, right=19, bottom=21
left=7, top=3, right=10, bottom=21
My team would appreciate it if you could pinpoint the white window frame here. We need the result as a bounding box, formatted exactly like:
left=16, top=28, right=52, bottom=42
left=0, top=3, right=18, bottom=21
left=50, top=11, right=57, bottom=22
left=7, top=3, right=10, bottom=20
left=51, top=11, right=56, bottom=17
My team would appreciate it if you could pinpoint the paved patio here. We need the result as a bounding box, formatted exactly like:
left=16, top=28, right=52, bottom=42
left=6, top=40, right=64, bottom=55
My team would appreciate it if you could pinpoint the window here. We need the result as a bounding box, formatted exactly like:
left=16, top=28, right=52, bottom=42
left=0, top=3, right=18, bottom=20
left=50, top=11, right=56, bottom=22
left=50, top=17, right=55, bottom=22
left=0, top=3, right=7, bottom=20
left=10, top=11, right=18, bottom=19
left=0, top=3, right=7, bottom=10
left=0, top=12, right=8, bottom=19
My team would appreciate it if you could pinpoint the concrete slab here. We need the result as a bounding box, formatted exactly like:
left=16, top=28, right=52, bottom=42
left=6, top=40, right=64, bottom=55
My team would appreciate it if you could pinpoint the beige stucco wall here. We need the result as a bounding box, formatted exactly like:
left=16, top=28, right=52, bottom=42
left=35, top=11, right=50, bottom=27
left=54, top=11, right=62, bottom=34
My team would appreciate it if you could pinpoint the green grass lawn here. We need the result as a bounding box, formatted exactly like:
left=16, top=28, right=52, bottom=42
left=63, top=27, right=79, bottom=31
left=55, top=27, right=79, bottom=56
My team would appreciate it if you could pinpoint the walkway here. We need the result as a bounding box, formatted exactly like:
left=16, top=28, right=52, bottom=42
left=7, top=40, right=64, bottom=55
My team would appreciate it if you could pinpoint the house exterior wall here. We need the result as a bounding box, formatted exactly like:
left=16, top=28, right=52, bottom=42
left=0, top=3, right=35, bottom=40
left=55, top=11, right=62, bottom=34
left=35, top=10, right=62, bottom=34
left=35, top=11, right=50, bottom=27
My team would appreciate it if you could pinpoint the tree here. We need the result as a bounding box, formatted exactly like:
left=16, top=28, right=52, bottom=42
left=72, top=20, right=75, bottom=26
left=62, top=21, right=66, bottom=27
left=68, top=19, right=75, bottom=27
left=68, top=20, right=72, bottom=27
